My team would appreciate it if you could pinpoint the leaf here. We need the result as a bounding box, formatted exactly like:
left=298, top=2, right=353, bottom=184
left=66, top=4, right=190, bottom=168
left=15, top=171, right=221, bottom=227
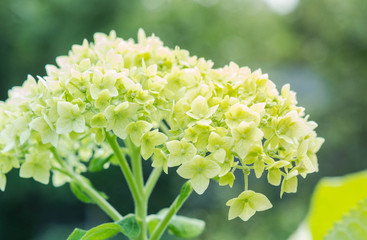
left=168, top=215, right=205, bottom=239
left=81, top=223, right=121, bottom=240
left=116, top=214, right=140, bottom=239
left=67, top=228, right=87, bottom=240
left=325, top=199, right=367, bottom=240
left=70, top=181, right=94, bottom=203
left=148, top=210, right=206, bottom=239
left=88, top=154, right=113, bottom=172
left=307, top=170, right=367, bottom=240
left=147, top=215, right=161, bottom=235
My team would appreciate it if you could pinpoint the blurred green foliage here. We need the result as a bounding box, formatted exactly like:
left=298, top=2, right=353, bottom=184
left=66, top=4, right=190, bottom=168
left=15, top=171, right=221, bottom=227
left=307, top=171, right=367, bottom=240
left=1, top=0, right=367, bottom=239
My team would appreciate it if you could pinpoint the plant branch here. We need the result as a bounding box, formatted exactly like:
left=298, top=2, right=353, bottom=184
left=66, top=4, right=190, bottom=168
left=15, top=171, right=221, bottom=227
left=72, top=173, right=123, bottom=221
left=50, top=147, right=123, bottom=221
left=159, top=121, right=170, bottom=136
left=50, top=147, right=67, bottom=169
left=124, top=138, right=148, bottom=240
left=244, top=172, right=249, bottom=191
left=106, top=132, right=141, bottom=203
left=126, top=138, right=145, bottom=192
left=144, top=167, right=162, bottom=199
left=150, top=182, right=193, bottom=240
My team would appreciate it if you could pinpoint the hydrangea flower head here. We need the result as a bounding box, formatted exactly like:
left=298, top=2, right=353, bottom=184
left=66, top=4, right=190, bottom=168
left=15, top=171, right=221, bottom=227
left=0, top=29, right=324, bottom=221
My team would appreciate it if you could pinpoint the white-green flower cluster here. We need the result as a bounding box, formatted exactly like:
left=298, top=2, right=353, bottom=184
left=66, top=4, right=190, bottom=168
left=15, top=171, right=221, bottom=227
left=0, top=29, right=323, bottom=221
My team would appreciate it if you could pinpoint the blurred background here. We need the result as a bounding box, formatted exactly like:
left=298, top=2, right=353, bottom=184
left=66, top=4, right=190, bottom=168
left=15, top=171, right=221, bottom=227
left=1, top=0, right=367, bottom=239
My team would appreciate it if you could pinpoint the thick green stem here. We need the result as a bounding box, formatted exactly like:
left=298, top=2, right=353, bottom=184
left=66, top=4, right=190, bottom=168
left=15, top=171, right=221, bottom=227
left=150, top=182, right=193, bottom=240
left=135, top=196, right=148, bottom=240
left=106, top=132, right=141, bottom=203
left=144, top=167, right=162, bottom=199
left=50, top=147, right=123, bottom=221
left=125, top=138, right=148, bottom=240
left=126, top=138, right=145, bottom=191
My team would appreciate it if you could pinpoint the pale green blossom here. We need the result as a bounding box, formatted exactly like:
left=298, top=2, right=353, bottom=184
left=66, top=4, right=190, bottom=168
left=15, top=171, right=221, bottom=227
left=225, top=103, right=260, bottom=128
left=0, top=172, right=6, bottom=191
left=264, top=111, right=311, bottom=148
left=152, top=148, right=168, bottom=174
left=166, top=140, right=197, bottom=167
left=231, top=121, right=264, bottom=159
left=95, top=89, right=112, bottom=110
left=219, top=172, right=235, bottom=187
left=226, top=190, right=272, bottom=221
left=29, top=116, right=58, bottom=147
left=90, top=113, right=107, bottom=128
left=0, top=29, right=323, bottom=222
left=280, top=170, right=299, bottom=197
left=207, top=132, right=233, bottom=163
left=0, top=153, right=19, bottom=191
left=20, top=151, right=51, bottom=185
left=126, top=120, right=152, bottom=146
left=186, top=96, right=218, bottom=125
left=141, top=130, right=168, bottom=160
left=56, top=101, right=85, bottom=134
left=177, top=155, right=220, bottom=194
left=243, top=145, right=266, bottom=178
left=266, top=160, right=290, bottom=186
left=0, top=117, right=30, bottom=151
left=105, top=102, right=139, bottom=139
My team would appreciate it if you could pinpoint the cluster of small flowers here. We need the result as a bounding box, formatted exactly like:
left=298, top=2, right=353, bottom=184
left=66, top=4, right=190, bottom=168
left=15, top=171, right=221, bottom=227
left=0, top=30, right=323, bottom=221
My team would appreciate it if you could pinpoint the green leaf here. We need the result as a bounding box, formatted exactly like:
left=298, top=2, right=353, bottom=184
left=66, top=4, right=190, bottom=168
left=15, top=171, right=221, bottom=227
left=307, top=170, right=367, bottom=240
left=67, top=228, right=87, bottom=240
left=147, top=215, right=160, bottom=235
left=70, top=181, right=94, bottom=203
left=325, top=199, right=367, bottom=240
left=148, top=210, right=205, bottom=239
left=177, top=181, right=192, bottom=208
left=81, top=223, right=121, bottom=240
left=116, top=214, right=140, bottom=239
left=88, top=154, right=113, bottom=172
left=168, top=215, right=205, bottom=239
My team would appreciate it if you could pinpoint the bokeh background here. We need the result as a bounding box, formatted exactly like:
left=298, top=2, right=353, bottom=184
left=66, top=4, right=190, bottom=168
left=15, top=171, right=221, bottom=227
left=1, top=0, right=367, bottom=239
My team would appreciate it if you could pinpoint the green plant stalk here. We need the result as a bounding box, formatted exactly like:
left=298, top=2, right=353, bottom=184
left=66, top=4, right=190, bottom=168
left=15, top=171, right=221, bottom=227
left=244, top=172, right=248, bottom=191
left=150, top=184, right=193, bottom=240
left=126, top=138, right=145, bottom=191
left=144, top=167, right=162, bottom=199
left=126, top=138, right=149, bottom=240
left=159, top=122, right=170, bottom=136
left=72, top=173, right=123, bottom=221
left=135, top=194, right=148, bottom=240
left=50, top=147, right=123, bottom=221
left=137, top=167, right=163, bottom=240
left=106, top=132, right=141, bottom=203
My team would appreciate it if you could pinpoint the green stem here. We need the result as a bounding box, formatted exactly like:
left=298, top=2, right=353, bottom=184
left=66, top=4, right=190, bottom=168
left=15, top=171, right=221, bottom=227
left=126, top=138, right=145, bottom=191
left=51, top=167, right=72, bottom=177
left=106, top=132, right=141, bottom=203
left=159, top=122, right=170, bottom=136
left=144, top=167, right=162, bottom=199
left=135, top=196, right=148, bottom=240
left=50, top=147, right=67, bottom=169
left=244, top=172, right=248, bottom=191
left=73, top=173, right=123, bottom=221
left=50, top=147, right=123, bottom=221
left=125, top=138, right=148, bottom=240
left=150, top=182, right=193, bottom=240
left=264, top=133, right=275, bottom=149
